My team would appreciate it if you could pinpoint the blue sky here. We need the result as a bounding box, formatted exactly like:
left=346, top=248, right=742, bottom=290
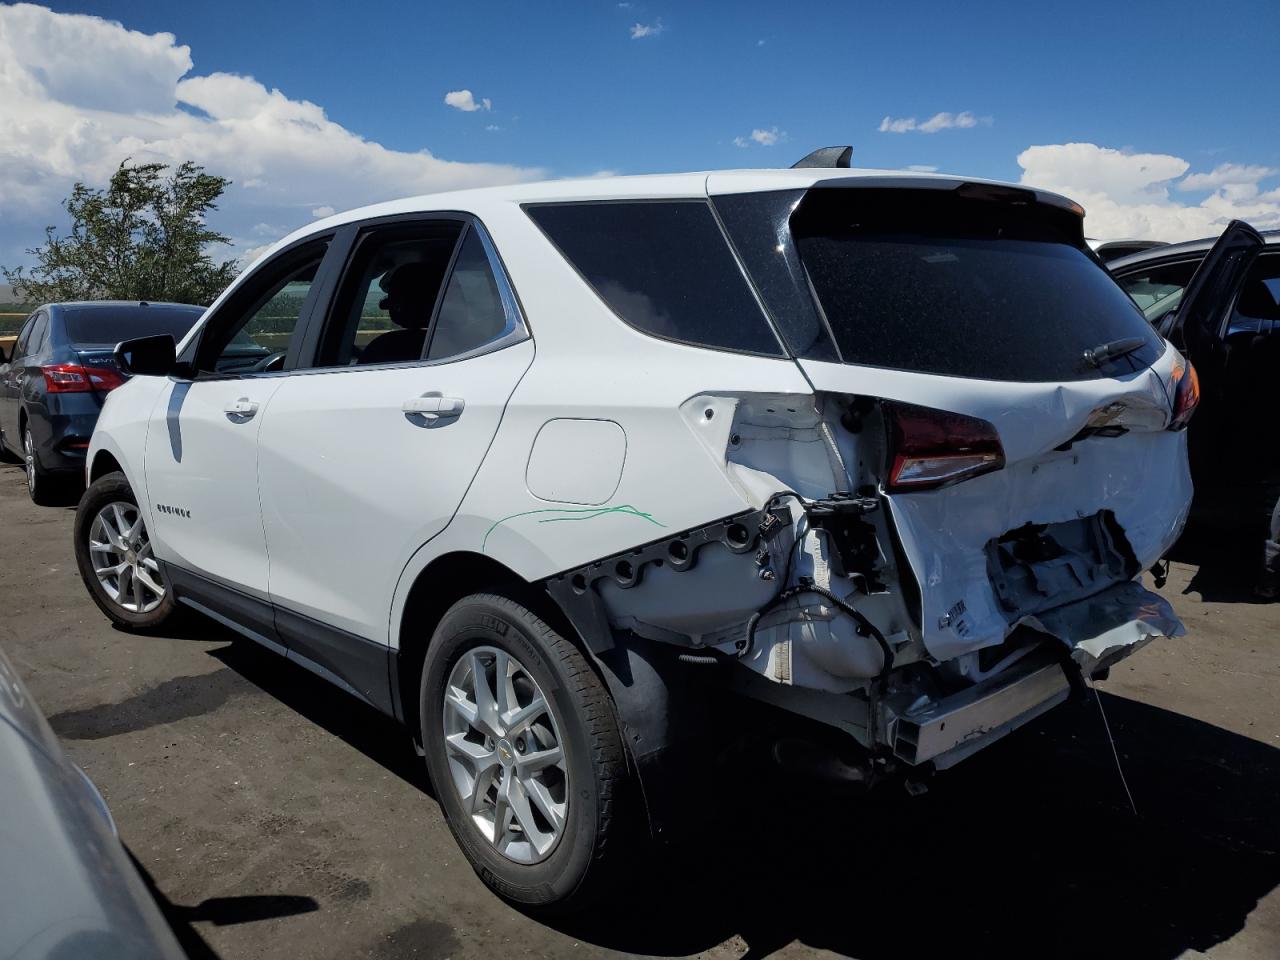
left=3, top=0, right=1279, bottom=269
left=45, top=0, right=1279, bottom=177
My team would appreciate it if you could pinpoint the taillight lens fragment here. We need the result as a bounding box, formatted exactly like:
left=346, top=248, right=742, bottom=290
left=1168, top=357, right=1200, bottom=431
left=41, top=364, right=126, bottom=394
left=884, top=400, right=1006, bottom=492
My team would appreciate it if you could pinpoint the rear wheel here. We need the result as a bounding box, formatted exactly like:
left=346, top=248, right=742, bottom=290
left=420, top=592, right=633, bottom=910
left=74, top=471, right=179, bottom=630
left=24, top=426, right=66, bottom=506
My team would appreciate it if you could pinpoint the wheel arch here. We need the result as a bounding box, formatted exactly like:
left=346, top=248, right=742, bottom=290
left=393, top=550, right=591, bottom=738
left=88, top=450, right=124, bottom=484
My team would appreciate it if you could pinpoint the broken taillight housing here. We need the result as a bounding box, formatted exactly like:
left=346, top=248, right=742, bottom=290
left=884, top=400, right=1006, bottom=492
left=1168, top=357, right=1200, bottom=431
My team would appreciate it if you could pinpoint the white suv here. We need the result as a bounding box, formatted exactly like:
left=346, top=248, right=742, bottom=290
left=74, top=158, right=1197, bottom=908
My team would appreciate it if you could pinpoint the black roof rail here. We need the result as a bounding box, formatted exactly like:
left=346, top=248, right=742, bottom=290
left=791, top=146, right=852, bottom=169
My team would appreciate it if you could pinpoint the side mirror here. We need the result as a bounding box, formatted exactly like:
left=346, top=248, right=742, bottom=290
left=115, top=334, right=176, bottom=377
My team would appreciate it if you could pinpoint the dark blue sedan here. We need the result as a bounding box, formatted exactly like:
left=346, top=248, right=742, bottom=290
left=0, top=301, right=206, bottom=504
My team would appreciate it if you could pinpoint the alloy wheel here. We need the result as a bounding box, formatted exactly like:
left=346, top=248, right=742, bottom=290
left=23, top=429, right=35, bottom=494
left=442, top=645, right=569, bottom=864
left=88, top=501, right=165, bottom=613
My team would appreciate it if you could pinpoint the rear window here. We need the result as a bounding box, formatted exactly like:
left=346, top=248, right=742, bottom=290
left=526, top=201, right=784, bottom=357
left=62, top=305, right=204, bottom=345
left=790, top=189, right=1163, bottom=381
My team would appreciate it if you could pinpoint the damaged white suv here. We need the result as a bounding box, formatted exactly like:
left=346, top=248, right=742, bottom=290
left=75, top=153, right=1197, bottom=908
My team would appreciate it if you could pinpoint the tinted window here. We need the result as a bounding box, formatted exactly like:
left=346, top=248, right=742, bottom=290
left=527, top=201, right=783, bottom=356
left=427, top=227, right=512, bottom=360
left=1114, top=258, right=1200, bottom=323
left=791, top=189, right=1163, bottom=381
left=1233, top=253, right=1280, bottom=322
left=314, top=222, right=461, bottom=368
left=712, top=190, right=839, bottom=362
left=62, top=305, right=204, bottom=345
left=28, top=313, right=49, bottom=355
left=12, top=314, right=37, bottom=358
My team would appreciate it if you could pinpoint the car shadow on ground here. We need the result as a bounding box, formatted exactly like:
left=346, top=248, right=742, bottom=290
left=563, top=693, right=1280, bottom=960
left=1168, top=524, right=1271, bottom=604
left=127, top=849, right=318, bottom=960
left=190, top=625, right=1279, bottom=960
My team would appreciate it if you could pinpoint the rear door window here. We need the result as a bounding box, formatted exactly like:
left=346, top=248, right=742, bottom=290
left=27, top=312, right=49, bottom=356
left=526, top=200, right=784, bottom=357
left=1114, top=258, right=1201, bottom=324
left=790, top=189, right=1163, bottom=382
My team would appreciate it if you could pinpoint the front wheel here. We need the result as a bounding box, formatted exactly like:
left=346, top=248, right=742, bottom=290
left=74, top=471, right=179, bottom=630
left=420, top=592, right=634, bottom=910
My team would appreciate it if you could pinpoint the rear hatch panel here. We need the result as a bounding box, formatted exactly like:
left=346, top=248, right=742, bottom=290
left=712, top=176, right=1191, bottom=665
left=801, top=356, right=1190, bottom=662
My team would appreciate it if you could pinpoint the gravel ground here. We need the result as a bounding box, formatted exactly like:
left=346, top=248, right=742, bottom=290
left=0, top=463, right=1276, bottom=960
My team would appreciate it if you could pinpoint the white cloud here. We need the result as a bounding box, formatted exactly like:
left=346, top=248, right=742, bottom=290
left=879, top=111, right=989, bottom=134
left=0, top=5, right=539, bottom=263
left=443, top=89, right=491, bottom=112
left=311, top=205, right=335, bottom=218
left=630, top=21, right=664, bottom=39
left=906, top=164, right=939, bottom=172
left=485, top=124, right=501, bottom=132
left=1017, top=142, right=1280, bottom=241
left=1178, top=163, right=1277, bottom=192
left=734, top=127, right=785, bottom=148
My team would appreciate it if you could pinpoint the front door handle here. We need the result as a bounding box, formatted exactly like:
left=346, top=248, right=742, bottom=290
left=402, top=395, right=465, bottom=420
left=225, top=398, right=259, bottom=421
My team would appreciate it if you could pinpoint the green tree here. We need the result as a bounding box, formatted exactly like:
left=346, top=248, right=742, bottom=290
left=3, top=160, right=239, bottom=306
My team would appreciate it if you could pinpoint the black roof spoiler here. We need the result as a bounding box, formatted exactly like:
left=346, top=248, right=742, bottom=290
left=791, top=146, right=852, bottom=169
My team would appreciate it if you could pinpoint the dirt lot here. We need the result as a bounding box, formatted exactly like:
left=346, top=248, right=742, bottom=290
left=0, top=463, right=1276, bottom=960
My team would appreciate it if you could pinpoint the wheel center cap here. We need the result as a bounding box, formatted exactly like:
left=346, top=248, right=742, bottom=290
left=496, top=738, right=515, bottom=765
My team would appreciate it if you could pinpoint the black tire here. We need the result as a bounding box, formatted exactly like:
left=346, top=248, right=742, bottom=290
left=420, top=592, right=633, bottom=910
left=24, top=426, right=68, bottom=507
left=74, top=471, right=180, bottom=630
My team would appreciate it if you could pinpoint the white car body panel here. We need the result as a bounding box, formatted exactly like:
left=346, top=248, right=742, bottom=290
left=143, top=376, right=285, bottom=598
left=257, top=339, right=535, bottom=641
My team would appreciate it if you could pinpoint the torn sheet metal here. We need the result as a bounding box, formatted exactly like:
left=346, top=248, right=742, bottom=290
left=1020, top=580, right=1185, bottom=676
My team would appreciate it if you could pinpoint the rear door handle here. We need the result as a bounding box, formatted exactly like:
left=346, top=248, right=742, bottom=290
left=225, top=398, right=259, bottom=420
left=402, top=395, right=465, bottom=420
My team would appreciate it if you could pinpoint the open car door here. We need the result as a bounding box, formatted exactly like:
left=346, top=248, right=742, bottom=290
left=1163, top=219, right=1265, bottom=507
left=1164, top=219, right=1265, bottom=369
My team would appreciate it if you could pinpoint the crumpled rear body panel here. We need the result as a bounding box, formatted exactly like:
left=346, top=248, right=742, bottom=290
left=800, top=349, right=1192, bottom=664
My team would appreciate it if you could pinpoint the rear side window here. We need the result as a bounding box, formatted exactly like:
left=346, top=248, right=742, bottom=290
left=28, top=313, right=49, bottom=354
left=791, top=189, right=1163, bottom=381
left=526, top=201, right=784, bottom=357
left=1114, top=258, right=1200, bottom=323
left=427, top=227, right=511, bottom=361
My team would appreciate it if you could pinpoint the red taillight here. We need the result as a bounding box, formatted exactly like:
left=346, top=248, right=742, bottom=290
left=1169, top=357, right=1200, bottom=431
left=41, top=364, right=126, bottom=394
left=884, top=401, right=1006, bottom=492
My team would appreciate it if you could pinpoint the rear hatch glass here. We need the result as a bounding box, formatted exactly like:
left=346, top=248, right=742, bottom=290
left=63, top=305, right=204, bottom=346
left=787, top=188, right=1163, bottom=382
